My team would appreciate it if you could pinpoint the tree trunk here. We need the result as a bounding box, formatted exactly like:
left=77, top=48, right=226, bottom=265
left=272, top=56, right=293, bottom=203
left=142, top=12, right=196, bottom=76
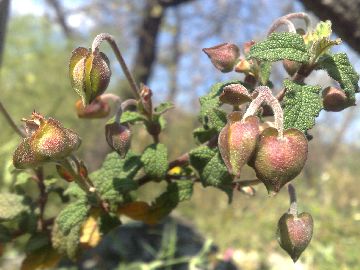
left=0, top=0, right=11, bottom=67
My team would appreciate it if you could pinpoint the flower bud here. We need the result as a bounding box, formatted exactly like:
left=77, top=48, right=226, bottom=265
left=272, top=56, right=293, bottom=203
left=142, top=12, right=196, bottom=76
left=322, top=86, right=350, bottom=112
left=234, top=59, right=252, bottom=74
left=243, top=40, right=256, bottom=55
left=283, top=59, right=301, bottom=76
left=202, top=43, right=240, bottom=73
left=13, top=113, right=81, bottom=169
left=139, top=84, right=153, bottom=116
left=277, top=212, right=313, bottom=262
left=70, top=47, right=111, bottom=105
left=218, top=112, right=260, bottom=177
left=219, top=84, right=252, bottom=106
left=105, top=122, right=131, bottom=158
left=75, top=97, right=110, bottom=119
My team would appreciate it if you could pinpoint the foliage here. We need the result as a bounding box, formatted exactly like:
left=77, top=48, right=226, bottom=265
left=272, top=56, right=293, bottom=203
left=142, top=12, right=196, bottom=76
left=1, top=13, right=359, bottom=270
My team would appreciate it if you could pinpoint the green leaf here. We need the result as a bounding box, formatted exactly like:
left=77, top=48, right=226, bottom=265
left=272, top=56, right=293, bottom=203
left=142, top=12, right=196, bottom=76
left=0, top=193, right=30, bottom=221
left=25, top=232, right=51, bottom=253
left=0, top=224, right=11, bottom=243
left=193, top=127, right=217, bottom=144
left=189, top=145, right=217, bottom=173
left=91, top=152, right=141, bottom=202
left=154, top=102, right=174, bottom=115
left=56, top=199, right=90, bottom=235
left=52, top=221, right=82, bottom=260
left=249, top=32, right=310, bottom=63
left=141, top=143, right=168, bottom=180
left=317, top=53, right=359, bottom=103
left=119, top=111, right=146, bottom=124
left=199, top=96, right=226, bottom=132
left=283, top=80, right=323, bottom=132
left=259, top=61, right=272, bottom=85
left=201, top=151, right=233, bottom=202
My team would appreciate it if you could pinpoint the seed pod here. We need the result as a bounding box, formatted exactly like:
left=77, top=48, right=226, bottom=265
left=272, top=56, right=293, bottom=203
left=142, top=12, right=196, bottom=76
left=253, top=128, right=308, bottom=194
left=75, top=97, right=110, bottom=119
left=13, top=113, right=81, bottom=169
left=277, top=212, right=313, bottom=262
left=218, top=112, right=260, bottom=177
left=105, top=122, right=131, bottom=158
left=70, top=47, right=111, bottom=105
left=219, top=84, right=252, bottom=106
left=202, top=43, right=240, bottom=73
left=322, top=86, right=350, bottom=112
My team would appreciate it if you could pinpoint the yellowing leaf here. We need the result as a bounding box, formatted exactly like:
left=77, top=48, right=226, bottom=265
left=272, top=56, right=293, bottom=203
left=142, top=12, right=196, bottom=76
left=118, top=201, right=151, bottom=222
left=21, top=247, right=61, bottom=270
left=79, top=209, right=101, bottom=248
left=168, top=166, right=182, bottom=175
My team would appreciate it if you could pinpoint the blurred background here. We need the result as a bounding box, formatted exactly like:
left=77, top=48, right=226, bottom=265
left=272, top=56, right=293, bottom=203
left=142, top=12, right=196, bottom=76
left=0, top=0, right=360, bottom=269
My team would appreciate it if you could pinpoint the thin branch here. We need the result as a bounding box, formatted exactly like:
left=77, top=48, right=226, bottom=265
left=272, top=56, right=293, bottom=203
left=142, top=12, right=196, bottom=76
left=287, top=183, right=298, bottom=216
left=0, top=101, right=26, bottom=137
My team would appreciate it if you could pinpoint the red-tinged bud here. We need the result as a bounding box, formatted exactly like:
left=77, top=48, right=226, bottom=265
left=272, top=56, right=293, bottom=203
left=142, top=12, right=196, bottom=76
left=253, top=128, right=308, bottom=195
left=218, top=112, right=260, bottom=177
left=283, top=59, right=301, bottom=76
left=70, top=47, right=111, bottom=105
left=75, top=97, right=110, bottom=119
left=202, top=43, right=240, bottom=73
left=322, top=86, right=350, bottom=112
left=13, top=113, right=81, bottom=169
left=56, top=164, right=75, bottom=182
left=219, top=84, right=252, bottom=106
left=139, top=84, right=153, bottom=116
left=105, top=122, right=131, bottom=158
left=243, top=40, right=256, bottom=55
left=277, top=212, right=313, bottom=262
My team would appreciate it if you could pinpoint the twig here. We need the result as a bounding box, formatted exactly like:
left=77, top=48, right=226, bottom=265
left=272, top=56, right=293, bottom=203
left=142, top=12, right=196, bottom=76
left=92, top=33, right=140, bottom=99
left=287, top=183, right=298, bottom=216
left=35, top=167, right=48, bottom=231
left=0, top=101, right=26, bottom=137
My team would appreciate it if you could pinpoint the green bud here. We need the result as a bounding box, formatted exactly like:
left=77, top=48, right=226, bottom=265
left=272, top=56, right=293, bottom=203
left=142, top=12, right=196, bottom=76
left=70, top=47, right=111, bottom=105
left=277, top=212, right=313, bottom=262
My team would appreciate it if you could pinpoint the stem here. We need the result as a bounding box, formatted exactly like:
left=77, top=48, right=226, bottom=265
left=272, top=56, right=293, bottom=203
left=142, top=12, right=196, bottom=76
left=243, top=86, right=284, bottom=138
left=35, top=167, right=47, bottom=231
left=91, top=33, right=140, bottom=99
left=267, top=18, right=296, bottom=36
left=234, top=178, right=262, bottom=188
left=0, top=101, right=26, bottom=137
left=287, top=183, right=298, bottom=216
left=268, top=12, right=311, bottom=36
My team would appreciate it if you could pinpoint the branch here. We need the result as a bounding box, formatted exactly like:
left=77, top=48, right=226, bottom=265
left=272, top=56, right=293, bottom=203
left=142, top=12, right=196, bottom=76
left=0, top=101, right=26, bottom=137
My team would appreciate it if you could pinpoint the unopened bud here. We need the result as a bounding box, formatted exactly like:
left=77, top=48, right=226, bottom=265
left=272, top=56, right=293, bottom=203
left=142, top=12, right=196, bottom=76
left=202, top=43, right=240, bottom=73
left=105, top=122, right=131, bottom=158
left=234, top=59, right=251, bottom=73
left=13, top=113, right=81, bottom=169
left=219, top=84, right=252, bottom=106
left=75, top=97, right=110, bottom=118
left=70, top=47, right=111, bottom=105
left=243, top=40, right=256, bottom=55
left=322, top=86, right=350, bottom=112
left=283, top=59, right=301, bottom=76
left=139, top=84, right=153, bottom=116
left=218, top=112, right=260, bottom=177
left=277, top=212, right=313, bottom=262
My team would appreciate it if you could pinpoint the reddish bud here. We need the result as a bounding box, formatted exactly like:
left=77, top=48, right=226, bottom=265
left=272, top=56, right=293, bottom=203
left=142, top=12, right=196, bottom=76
left=218, top=112, right=260, bottom=177
left=283, top=59, right=301, bottom=76
left=253, top=128, right=308, bottom=194
left=219, top=84, right=252, bottom=106
left=56, top=164, right=75, bottom=182
left=277, top=212, right=313, bottom=262
left=322, top=86, right=350, bottom=112
left=105, top=122, right=131, bottom=158
left=139, top=84, right=153, bottom=116
left=70, top=47, right=111, bottom=105
left=13, top=113, right=81, bottom=169
left=75, top=97, right=110, bottom=119
left=243, top=40, right=256, bottom=55
left=202, top=43, right=240, bottom=73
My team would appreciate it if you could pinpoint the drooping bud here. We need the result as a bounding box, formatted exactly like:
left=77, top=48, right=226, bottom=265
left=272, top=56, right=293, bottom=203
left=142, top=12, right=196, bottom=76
left=202, top=43, right=240, bottom=73
left=218, top=112, right=260, bottom=177
left=75, top=97, right=110, bottom=119
left=70, top=47, right=111, bottom=105
left=283, top=59, right=301, bottom=76
left=219, top=84, right=252, bottom=106
left=13, top=113, right=81, bottom=169
left=139, top=84, right=153, bottom=116
left=105, top=122, right=131, bottom=158
left=243, top=40, right=256, bottom=55
left=322, top=86, right=350, bottom=112
left=253, top=128, right=308, bottom=195
left=277, top=212, right=313, bottom=262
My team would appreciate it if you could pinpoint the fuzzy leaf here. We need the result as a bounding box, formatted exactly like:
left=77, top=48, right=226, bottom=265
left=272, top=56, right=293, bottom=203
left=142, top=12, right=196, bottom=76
left=189, top=145, right=217, bottom=173
left=141, top=143, right=168, bottom=180
left=0, top=193, right=30, bottom=221
left=249, top=32, right=310, bottom=63
left=283, top=80, right=323, bottom=132
left=21, top=246, right=61, bottom=270
left=52, top=221, right=82, bottom=260
left=193, top=127, right=217, bottom=144
left=259, top=61, right=272, bottom=85
left=119, top=111, right=146, bottom=124
left=0, top=225, right=11, bottom=243
left=317, top=53, right=359, bottom=103
left=154, top=102, right=174, bottom=115
left=90, top=152, right=141, bottom=202
left=55, top=199, right=90, bottom=235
